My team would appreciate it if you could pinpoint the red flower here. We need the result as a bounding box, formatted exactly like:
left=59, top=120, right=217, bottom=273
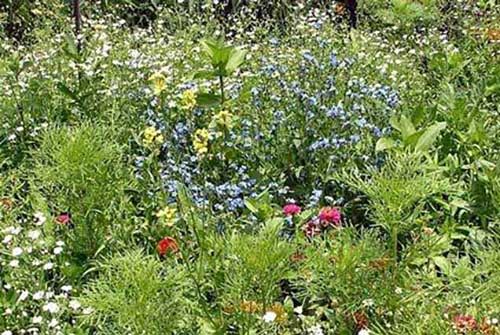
left=452, top=314, right=477, bottom=333
left=56, top=212, right=71, bottom=225
left=318, top=207, right=341, bottom=226
left=156, top=236, right=179, bottom=256
left=283, top=203, right=301, bottom=216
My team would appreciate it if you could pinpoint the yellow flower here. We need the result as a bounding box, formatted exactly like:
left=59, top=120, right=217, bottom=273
left=193, top=128, right=209, bottom=156
left=239, top=300, right=262, bottom=314
left=266, top=303, right=287, bottom=324
left=156, top=206, right=177, bottom=227
left=149, top=72, right=166, bottom=96
left=181, top=89, right=197, bottom=110
left=143, top=126, right=163, bottom=147
left=214, top=110, right=233, bottom=129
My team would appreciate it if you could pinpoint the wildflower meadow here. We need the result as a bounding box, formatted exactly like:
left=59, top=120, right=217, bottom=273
left=0, top=1, right=499, bottom=334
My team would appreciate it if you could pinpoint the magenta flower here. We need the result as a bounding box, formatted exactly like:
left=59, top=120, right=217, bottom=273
left=56, top=212, right=71, bottom=225
left=318, top=207, right=341, bottom=226
left=283, top=203, right=301, bottom=216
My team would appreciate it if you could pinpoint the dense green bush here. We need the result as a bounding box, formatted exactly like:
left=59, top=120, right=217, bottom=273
left=81, top=249, right=192, bottom=333
left=31, top=124, right=134, bottom=268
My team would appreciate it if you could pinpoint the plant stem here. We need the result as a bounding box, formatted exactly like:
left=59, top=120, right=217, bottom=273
left=392, top=225, right=398, bottom=279
left=219, top=75, right=225, bottom=104
left=73, top=0, right=82, bottom=53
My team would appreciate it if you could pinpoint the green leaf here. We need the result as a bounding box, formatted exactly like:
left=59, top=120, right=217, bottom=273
left=375, top=137, right=396, bottom=152
left=225, top=48, right=247, bottom=74
left=200, top=39, right=232, bottom=70
left=399, top=115, right=416, bottom=141
left=404, top=129, right=424, bottom=147
left=389, top=115, right=401, bottom=132
left=193, top=70, right=216, bottom=80
left=432, top=256, right=452, bottom=276
left=63, top=34, right=80, bottom=61
left=196, top=93, right=221, bottom=107
left=244, top=198, right=259, bottom=214
left=415, top=122, right=446, bottom=152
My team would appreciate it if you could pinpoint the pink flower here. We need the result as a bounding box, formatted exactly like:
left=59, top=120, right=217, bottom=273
left=452, top=315, right=477, bottom=333
left=283, top=203, right=301, bottom=216
left=318, top=207, right=341, bottom=226
left=56, top=212, right=71, bottom=225
left=303, top=220, right=321, bottom=238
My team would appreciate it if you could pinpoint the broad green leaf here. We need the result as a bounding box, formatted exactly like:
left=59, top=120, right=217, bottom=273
left=262, top=217, right=283, bottom=235
left=63, top=34, right=80, bottom=61
left=375, top=137, right=396, bottom=152
left=196, top=93, right=221, bottom=107
left=225, top=48, right=247, bottom=74
left=404, top=129, right=424, bottom=147
left=244, top=198, right=259, bottom=214
left=389, top=115, right=401, bottom=132
left=415, top=122, right=446, bottom=152
left=399, top=115, right=416, bottom=141
left=193, top=70, right=216, bottom=80
left=200, top=39, right=232, bottom=69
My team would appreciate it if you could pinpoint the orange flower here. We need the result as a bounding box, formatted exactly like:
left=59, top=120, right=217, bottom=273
left=0, top=198, right=13, bottom=210
left=335, top=2, right=346, bottom=15
left=290, top=251, right=306, bottom=263
left=486, top=28, right=500, bottom=42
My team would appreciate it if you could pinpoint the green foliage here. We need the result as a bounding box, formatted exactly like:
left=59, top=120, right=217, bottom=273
left=339, top=152, right=464, bottom=261
left=219, top=219, right=293, bottom=308
left=197, top=38, right=247, bottom=105
left=376, top=114, right=447, bottom=153
left=31, top=124, right=133, bottom=264
left=81, top=249, right=191, bottom=333
left=376, top=0, right=439, bottom=29
left=1, top=1, right=499, bottom=334
left=292, top=229, right=398, bottom=333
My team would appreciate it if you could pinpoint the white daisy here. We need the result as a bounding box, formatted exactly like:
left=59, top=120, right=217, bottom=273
left=69, top=300, right=81, bottom=310
left=28, top=230, right=41, bottom=240
left=262, top=311, right=277, bottom=323
left=42, top=302, right=60, bottom=314
left=12, top=247, right=23, bottom=257
left=34, top=212, right=47, bottom=226
left=9, top=260, right=19, bottom=268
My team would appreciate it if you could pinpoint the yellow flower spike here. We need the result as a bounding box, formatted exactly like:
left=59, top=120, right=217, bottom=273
left=193, top=128, right=210, bottom=156
left=155, top=134, right=164, bottom=145
left=156, top=206, right=177, bottom=227
left=214, top=110, right=233, bottom=129
left=143, top=126, right=163, bottom=148
left=149, top=72, right=167, bottom=96
left=181, top=89, right=197, bottom=110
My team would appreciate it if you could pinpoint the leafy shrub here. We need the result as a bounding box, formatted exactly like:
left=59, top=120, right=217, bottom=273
left=291, top=228, right=398, bottom=333
left=32, top=124, right=133, bottom=265
left=81, top=249, right=191, bottom=333
left=339, top=151, right=464, bottom=260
